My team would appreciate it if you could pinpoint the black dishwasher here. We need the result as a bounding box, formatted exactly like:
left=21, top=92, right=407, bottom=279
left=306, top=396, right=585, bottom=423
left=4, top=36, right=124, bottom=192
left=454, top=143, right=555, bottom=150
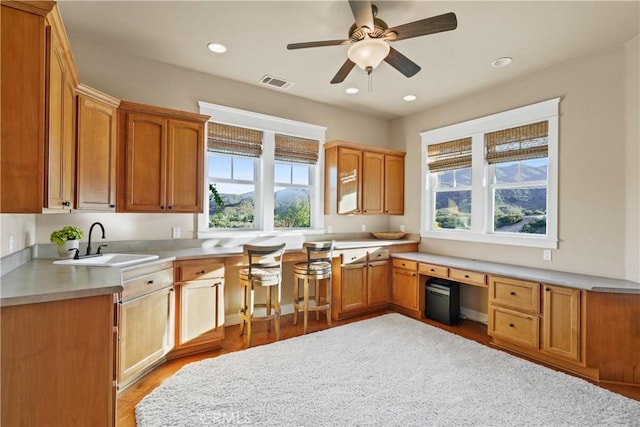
left=425, top=279, right=460, bottom=325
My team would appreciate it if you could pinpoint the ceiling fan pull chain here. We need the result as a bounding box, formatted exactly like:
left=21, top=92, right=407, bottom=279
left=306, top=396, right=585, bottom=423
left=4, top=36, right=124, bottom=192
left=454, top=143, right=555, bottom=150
left=368, top=71, right=373, bottom=93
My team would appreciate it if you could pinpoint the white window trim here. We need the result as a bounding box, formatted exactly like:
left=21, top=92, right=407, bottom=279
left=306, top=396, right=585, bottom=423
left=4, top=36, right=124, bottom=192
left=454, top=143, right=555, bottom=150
left=420, top=98, right=559, bottom=249
left=197, top=102, right=327, bottom=237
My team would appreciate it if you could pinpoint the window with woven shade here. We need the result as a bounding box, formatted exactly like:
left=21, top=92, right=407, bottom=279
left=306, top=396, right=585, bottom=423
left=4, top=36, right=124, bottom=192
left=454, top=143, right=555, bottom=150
left=421, top=98, right=559, bottom=248
left=427, top=137, right=473, bottom=230
left=199, top=101, right=326, bottom=234
left=485, top=121, right=548, bottom=164
left=274, top=134, right=319, bottom=164
left=207, top=122, right=263, bottom=158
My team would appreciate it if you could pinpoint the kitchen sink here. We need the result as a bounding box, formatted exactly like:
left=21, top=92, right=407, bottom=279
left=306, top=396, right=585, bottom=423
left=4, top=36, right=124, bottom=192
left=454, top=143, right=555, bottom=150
left=53, top=253, right=159, bottom=267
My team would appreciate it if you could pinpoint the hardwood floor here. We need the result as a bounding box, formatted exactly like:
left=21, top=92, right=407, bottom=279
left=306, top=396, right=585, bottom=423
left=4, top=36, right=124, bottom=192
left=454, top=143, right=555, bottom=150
left=117, top=311, right=640, bottom=426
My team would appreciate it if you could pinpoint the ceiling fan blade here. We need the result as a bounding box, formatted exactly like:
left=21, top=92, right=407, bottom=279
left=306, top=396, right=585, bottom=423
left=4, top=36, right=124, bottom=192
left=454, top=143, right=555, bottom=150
left=349, top=0, right=374, bottom=32
left=330, top=59, right=356, bottom=84
left=287, top=39, right=350, bottom=50
left=384, top=47, right=421, bottom=78
left=384, top=12, right=457, bottom=41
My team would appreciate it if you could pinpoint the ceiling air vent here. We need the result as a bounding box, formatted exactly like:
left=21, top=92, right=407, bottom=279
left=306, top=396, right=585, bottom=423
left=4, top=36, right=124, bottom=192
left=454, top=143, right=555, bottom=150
left=260, top=75, right=295, bottom=90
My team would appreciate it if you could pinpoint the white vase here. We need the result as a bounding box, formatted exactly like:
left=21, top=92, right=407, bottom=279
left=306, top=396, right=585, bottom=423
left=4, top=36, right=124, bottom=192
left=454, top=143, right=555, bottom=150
left=57, top=240, right=80, bottom=259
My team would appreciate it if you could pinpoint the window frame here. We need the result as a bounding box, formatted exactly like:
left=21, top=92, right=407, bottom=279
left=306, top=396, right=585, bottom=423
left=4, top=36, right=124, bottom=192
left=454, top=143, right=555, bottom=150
left=198, top=102, right=326, bottom=236
left=421, top=98, right=560, bottom=248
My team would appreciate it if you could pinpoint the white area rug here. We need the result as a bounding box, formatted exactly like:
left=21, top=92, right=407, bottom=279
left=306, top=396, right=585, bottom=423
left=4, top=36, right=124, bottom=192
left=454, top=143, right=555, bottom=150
left=136, top=313, right=640, bottom=426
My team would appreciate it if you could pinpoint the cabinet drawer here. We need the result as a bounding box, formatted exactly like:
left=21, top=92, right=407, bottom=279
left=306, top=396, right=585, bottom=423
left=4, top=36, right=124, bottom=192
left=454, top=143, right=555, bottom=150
left=489, top=276, right=540, bottom=314
left=341, top=249, right=367, bottom=265
left=489, top=306, right=539, bottom=349
left=122, top=268, right=173, bottom=301
left=368, top=249, right=389, bottom=262
left=418, top=263, right=449, bottom=278
left=392, top=259, right=417, bottom=271
left=176, top=259, right=224, bottom=282
left=450, top=268, right=486, bottom=287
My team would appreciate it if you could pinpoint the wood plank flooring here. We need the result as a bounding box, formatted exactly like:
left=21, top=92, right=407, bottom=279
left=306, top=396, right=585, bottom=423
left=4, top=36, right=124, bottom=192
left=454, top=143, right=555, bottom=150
left=117, top=311, right=640, bottom=426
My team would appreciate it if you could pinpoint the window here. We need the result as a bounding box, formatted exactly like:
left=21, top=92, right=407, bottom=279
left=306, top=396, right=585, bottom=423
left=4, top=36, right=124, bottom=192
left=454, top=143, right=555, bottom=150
left=198, top=102, right=326, bottom=235
left=421, top=98, right=559, bottom=248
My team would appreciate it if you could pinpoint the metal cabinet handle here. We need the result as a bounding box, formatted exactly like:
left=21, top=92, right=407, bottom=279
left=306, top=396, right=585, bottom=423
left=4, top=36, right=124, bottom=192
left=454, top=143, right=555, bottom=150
left=147, top=280, right=154, bottom=284
left=510, top=291, right=516, bottom=296
left=464, top=274, right=470, bottom=278
left=509, top=323, right=515, bottom=328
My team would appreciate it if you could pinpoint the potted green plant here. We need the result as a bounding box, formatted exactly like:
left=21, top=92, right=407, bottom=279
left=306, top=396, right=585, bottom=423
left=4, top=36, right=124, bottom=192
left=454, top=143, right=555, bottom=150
left=50, top=226, right=84, bottom=258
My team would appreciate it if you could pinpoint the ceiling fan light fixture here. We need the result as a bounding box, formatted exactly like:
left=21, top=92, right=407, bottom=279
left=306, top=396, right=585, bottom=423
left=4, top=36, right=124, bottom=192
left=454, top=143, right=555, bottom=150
left=345, top=87, right=359, bottom=94
left=403, top=95, right=417, bottom=102
left=347, top=38, right=390, bottom=72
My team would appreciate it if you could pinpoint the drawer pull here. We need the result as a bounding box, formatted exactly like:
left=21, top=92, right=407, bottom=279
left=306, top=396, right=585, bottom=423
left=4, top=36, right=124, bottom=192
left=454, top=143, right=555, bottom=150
left=509, top=323, right=515, bottom=328
left=464, top=274, right=470, bottom=278
left=510, top=291, right=516, bottom=296
left=147, top=280, right=154, bottom=285
left=545, top=288, right=551, bottom=292
left=430, top=268, right=435, bottom=272
left=199, top=270, right=206, bottom=274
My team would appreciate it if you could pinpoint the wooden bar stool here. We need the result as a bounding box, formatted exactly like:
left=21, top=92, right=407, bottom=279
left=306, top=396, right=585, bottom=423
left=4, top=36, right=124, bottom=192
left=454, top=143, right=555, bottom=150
left=238, top=243, right=286, bottom=347
left=293, top=241, right=334, bottom=334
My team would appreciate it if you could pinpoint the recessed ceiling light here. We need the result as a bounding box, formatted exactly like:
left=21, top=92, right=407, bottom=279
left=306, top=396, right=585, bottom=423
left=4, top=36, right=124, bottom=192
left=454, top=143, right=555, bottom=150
left=403, top=95, right=417, bottom=102
left=491, top=57, right=512, bottom=68
left=207, top=42, right=227, bottom=53
left=345, top=87, right=359, bottom=94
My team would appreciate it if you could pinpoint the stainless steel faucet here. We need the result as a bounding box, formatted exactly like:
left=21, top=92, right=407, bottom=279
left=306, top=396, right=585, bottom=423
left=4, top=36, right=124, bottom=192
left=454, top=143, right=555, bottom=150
left=86, top=222, right=106, bottom=256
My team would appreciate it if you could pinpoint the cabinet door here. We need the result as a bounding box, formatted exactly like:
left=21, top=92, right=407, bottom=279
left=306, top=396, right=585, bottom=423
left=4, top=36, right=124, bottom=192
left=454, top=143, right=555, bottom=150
left=179, top=280, right=223, bottom=345
left=46, top=30, right=75, bottom=209
left=362, top=151, right=384, bottom=214
left=118, top=287, right=174, bottom=389
left=368, top=260, right=390, bottom=305
left=76, top=94, right=117, bottom=210
left=1, top=294, right=115, bottom=426
left=166, top=119, right=204, bottom=212
left=0, top=5, right=47, bottom=213
left=123, top=112, right=167, bottom=212
left=391, top=268, right=419, bottom=310
left=542, top=285, right=581, bottom=362
left=341, top=263, right=367, bottom=312
left=384, top=154, right=404, bottom=215
left=337, top=147, right=362, bottom=214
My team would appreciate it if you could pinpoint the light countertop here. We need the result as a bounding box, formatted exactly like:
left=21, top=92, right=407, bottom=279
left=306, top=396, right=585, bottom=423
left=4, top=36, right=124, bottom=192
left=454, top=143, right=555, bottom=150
left=1, top=239, right=417, bottom=307
left=392, top=252, right=640, bottom=294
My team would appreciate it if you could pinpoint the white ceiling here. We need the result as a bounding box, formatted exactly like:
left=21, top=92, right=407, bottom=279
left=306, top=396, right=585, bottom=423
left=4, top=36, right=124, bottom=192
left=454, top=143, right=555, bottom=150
left=58, top=1, right=639, bottom=119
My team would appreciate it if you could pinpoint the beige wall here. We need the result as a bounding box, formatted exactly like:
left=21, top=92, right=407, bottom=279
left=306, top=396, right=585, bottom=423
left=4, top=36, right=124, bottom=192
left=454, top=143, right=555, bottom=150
left=0, top=215, right=36, bottom=257
left=391, top=37, right=639, bottom=282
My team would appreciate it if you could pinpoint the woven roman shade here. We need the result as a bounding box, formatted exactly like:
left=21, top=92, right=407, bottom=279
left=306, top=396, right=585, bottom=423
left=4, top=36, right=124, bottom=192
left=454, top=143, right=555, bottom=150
left=207, top=122, right=263, bottom=158
left=427, top=137, right=472, bottom=172
left=274, top=134, right=319, bottom=164
left=485, top=121, right=548, bottom=164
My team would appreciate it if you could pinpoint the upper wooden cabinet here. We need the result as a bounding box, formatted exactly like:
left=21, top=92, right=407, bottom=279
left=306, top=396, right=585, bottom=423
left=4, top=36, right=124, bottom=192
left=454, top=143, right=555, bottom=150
left=75, top=84, right=120, bottom=211
left=324, top=140, right=405, bottom=215
left=1, top=3, right=51, bottom=212
left=0, top=3, right=81, bottom=213
left=45, top=9, right=78, bottom=210
left=117, top=101, right=209, bottom=213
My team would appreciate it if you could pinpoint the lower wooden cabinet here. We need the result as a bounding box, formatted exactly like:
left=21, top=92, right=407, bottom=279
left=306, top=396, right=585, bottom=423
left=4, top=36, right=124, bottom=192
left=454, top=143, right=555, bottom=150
left=118, top=262, right=174, bottom=391
left=542, top=284, right=581, bottom=362
left=1, top=294, right=116, bottom=426
left=333, top=249, right=390, bottom=319
left=488, top=276, right=583, bottom=366
left=171, top=258, right=225, bottom=358
left=391, top=259, right=419, bottom=313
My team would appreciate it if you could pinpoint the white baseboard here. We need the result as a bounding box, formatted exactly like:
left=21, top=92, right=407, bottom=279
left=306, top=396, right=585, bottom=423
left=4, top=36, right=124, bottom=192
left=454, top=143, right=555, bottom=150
left=460, top=306, right=488, bottom=324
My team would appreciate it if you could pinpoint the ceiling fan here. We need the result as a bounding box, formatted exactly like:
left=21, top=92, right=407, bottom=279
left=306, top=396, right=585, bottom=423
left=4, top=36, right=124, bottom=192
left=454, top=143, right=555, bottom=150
left=286, top=1, right=457, bottom=84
